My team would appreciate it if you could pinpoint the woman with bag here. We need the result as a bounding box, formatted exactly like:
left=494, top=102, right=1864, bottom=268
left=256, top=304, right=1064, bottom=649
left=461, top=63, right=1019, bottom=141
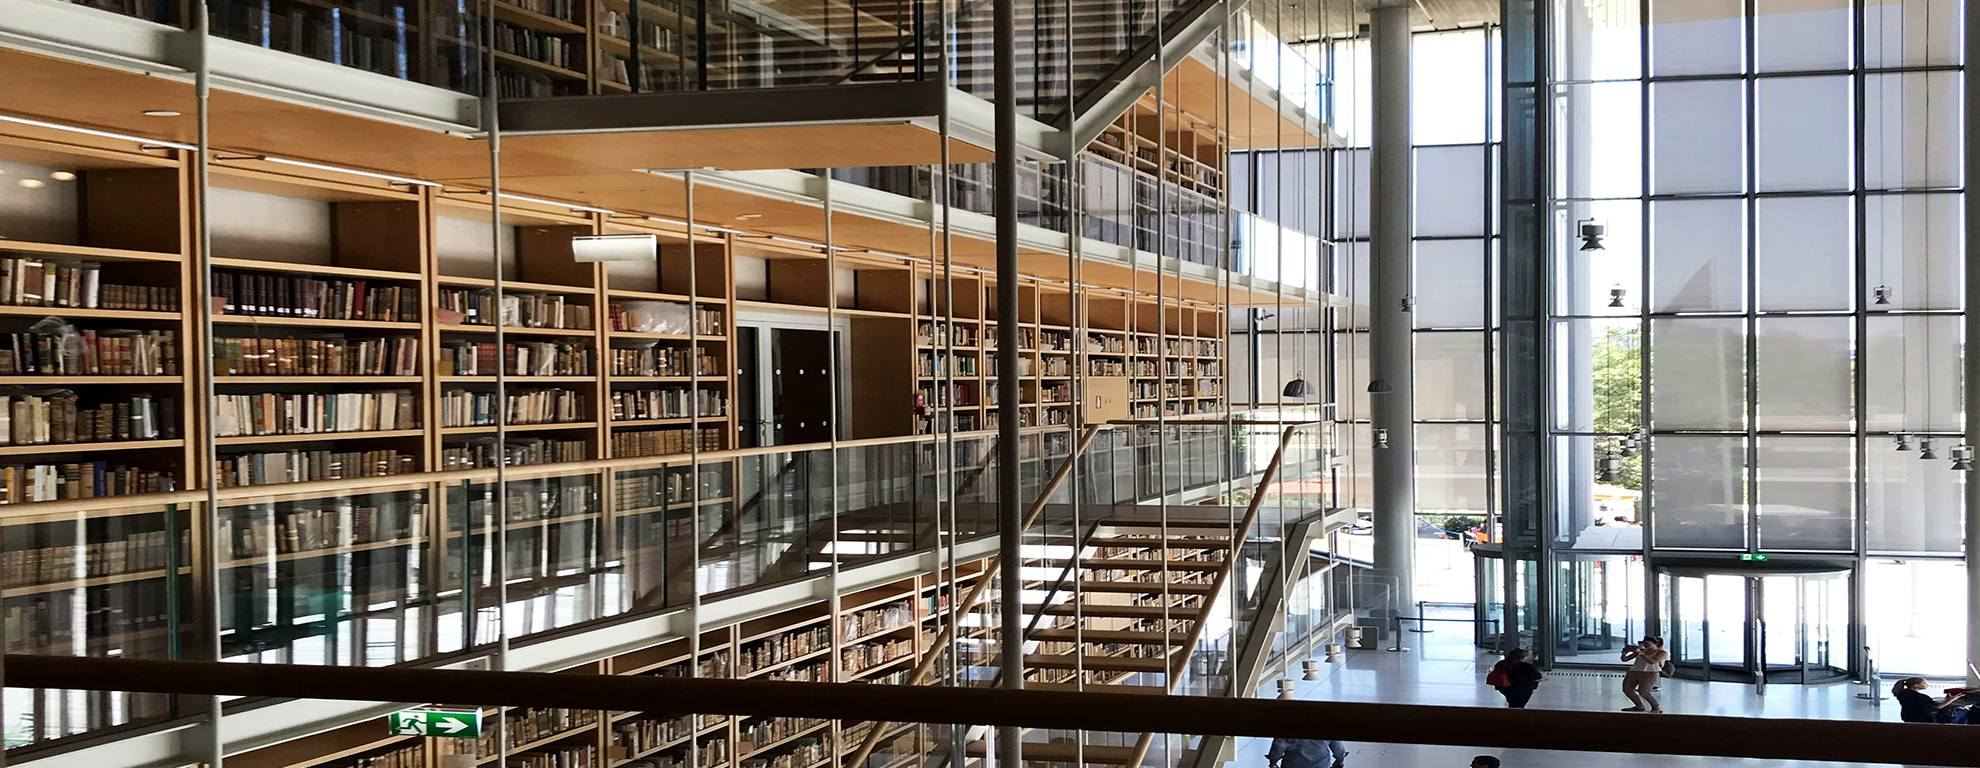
left=1620, top=636, right=1669, bottom=713
left=1486, top=649, right=1545, bottom=708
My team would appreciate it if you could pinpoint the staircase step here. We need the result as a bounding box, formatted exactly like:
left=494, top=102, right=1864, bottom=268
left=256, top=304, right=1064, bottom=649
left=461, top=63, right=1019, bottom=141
left=1025, top=681, right=1169, bottom=694
left=1089, top=536, right=1231, bottom=549
left=1029, top=628, right=1189, bottom=645
left=1024, top=654, right=1168, bottom=673
left=964, top=741, right=1138, bottom=764
left=1027, top=603, right=1196, bottom=619
left=1072, top=580, right=1216, bottom=595
left=1087, top=559, right=1224, bottom=572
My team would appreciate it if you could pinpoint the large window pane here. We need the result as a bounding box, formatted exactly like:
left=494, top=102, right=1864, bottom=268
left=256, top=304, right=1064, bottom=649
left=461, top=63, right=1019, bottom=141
left=1561, top=0, right=1643, bottom=80
left=1415, top=239, right=1487, bottom=328
left=1650, top=318, right=1745, bottom=430
left=1418, top=423, right=1491, bottom=513
left=1650, top=435, right=1748, bottom=549
left=1863, top=72, right=1963, bottom=190
left=1755, top=317, right=1852, bottom=431
left=1755, top=437, right=1853, bottom=551
left=1864, top=314, right=1961, bottom=433
left=1333, top=148, right=1371, bottom=239
left=1865, top=559, right=1969, bottom=678
left=1557, top=199, right=1644, bottom=317
left=1555, top=436, right=1647, bottom=549
left=1863, top=0, right=1963, bottom=68
left=1755, top=0, right=1851, bottom=71
left=1865, top=193, right=1964, bottom=310
left=1866, top=448, right=1966, bottom=553
left=1562, top=82, right=1643, bottom=200
left=1416, top=331, right=1487, bottom=420
left=1652, top=80, right=1746, bottom=194
left=1651, top=0, right=1746, bottom=75
left=1413, top=30, right=1490, bottom=146
left=1553, top=319, right=1642, bottom=433
left=1650, top=199, right=1746, bottom=312
left=1757, top=196, right=1853, bottom=311
left=1416, top=146, right=1489, bottom=237
left=1756, top=76, right=1853, bottom=192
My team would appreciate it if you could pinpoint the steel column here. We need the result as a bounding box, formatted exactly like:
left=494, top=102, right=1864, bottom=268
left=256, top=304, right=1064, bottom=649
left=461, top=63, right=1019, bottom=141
left=1368, top=3, right=1416, bottom=617
left=993, top=0, right=1025, bottom=761
left=1964, top=0, right=1980, bottom=686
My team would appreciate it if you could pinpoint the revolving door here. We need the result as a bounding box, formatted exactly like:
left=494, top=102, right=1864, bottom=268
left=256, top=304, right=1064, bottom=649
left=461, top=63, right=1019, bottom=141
left=1659, top=566, right=1851, bottom=684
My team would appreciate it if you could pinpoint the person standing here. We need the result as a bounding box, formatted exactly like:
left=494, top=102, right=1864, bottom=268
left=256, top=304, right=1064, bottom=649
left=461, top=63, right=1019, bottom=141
left=1620, top=636, right=1669, bottom=713
left=1486, top=648, right=1546, bottom=708
left=1469, top=758, right=1502, bottom=768
left=1267, top=736, right=1347, bottom=768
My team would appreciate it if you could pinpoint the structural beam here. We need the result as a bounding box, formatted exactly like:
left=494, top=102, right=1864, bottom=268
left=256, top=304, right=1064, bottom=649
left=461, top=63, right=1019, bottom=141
left=1965, top=0, right=1980, bottom=686
left=1368, top=3, right=1417, bottom=618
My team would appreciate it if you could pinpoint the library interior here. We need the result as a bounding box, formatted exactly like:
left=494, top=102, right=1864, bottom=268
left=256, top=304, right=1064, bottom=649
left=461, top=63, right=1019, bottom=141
left=0, top=0, right=1974, bottom=765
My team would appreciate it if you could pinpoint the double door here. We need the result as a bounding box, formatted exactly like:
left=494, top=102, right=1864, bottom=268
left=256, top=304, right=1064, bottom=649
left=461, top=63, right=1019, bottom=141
left=1659, top=568, right=1850, bottom=684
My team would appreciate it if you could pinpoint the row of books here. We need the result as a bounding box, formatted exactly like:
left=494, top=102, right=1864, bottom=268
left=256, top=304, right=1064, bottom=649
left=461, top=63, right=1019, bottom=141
left=608, top=387, right=726, bottom=421
left=0, top=259, right=104, bottom=309
left=915, top=352, right=977, bottom=378
left=214, top=448, right=418, bottom=489
left=985, top=355, right=1028, bottom=376
left=489, top=19, right=579, bottom=69
left=502, top=0, right=578, bottom=21
left=441, top=437, right=586, bottom=469
left=217, top=502, right=426, bottom=558
left=612, top=426, right=723, bottom=458
left=211, top=390, right=419, bottom=437
left=213, top=272, right=421, bottom=322
left=440, top=387, right=588, bottom=427
left=618, top=735, right=727, bottom=768
left=609, top=347, right=720, bottom=377
left=340, top=744, right=422, bottom=768
left=0, top=393, right=177, bottom=445
left=0, top=462, right=177, bottom=504
left=607, top=302, right=724, bottom=335
left=1088, top=359, right=1126, bottom=376
left=914, top=321, right=978, bottom=347
left=840, top=637, right=914, bottom=675
left=505, top=745, right=598, bottom=768
left=440, top=340, right=593, bottom=377
left=612, top=466, right=731, bottom=510
left=1, top=529, right=185, bottom=588
left=840, top=599, right=911, bottom=640
left=2, top=582, right=176, bottom=651
left=439, top=290, right=594, bottom=330
left=213, top=335, right=418, bottom=377
left=1040, top=356, right=1071, bottom=376
left=738, top=624, right=830, bottom=675
left=610, top=713, right=697, bottom=758
left=1087, top=333, right=1127, bottom=353
left=915, top=383, right=976, bottom=407
left=0, top=329, right=178, bottom=376
left=736, top=717, right=828, bottom=753
left=737, top=737, right=825, bottom=768
left=453, top=707, right=599, bottom=757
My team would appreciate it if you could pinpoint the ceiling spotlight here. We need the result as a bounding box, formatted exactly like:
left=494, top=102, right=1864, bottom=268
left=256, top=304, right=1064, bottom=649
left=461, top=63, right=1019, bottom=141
left=1895, top=434, right=1912, bottom=451
left=1578, top=218, right=1606, bottom=251
left=1374, top=428, right=1390, bottom=449
left=1619, top=433, right=1641, bottom=458
left=735, top=213, right=763, bottom=220
left=1953, top=445, right=1973, bottom=471
left=48, top=171, right=76, bottom=182
left=141, top=110, right=182, bottom=117
left=1283, top=375, right=1313, bottom=398
left=1608, top=286, right=1627, bottom=308
left=16, top=179, right=44, bottom=189
left=1919, top=437, right=1937, bottom=460
left=1873, top=285, right=1893, bottom=306
left=1367, top=377, right=1394, bottom=394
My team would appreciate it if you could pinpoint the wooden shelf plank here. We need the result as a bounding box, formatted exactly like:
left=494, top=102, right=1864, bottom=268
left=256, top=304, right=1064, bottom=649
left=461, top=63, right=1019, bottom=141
left=442, top=375, right=598, bottom=383
left=0, top=438, right=184, bottom=457
left=213, top=315, right=422, bottom=330
left=214, top=429, right=423, bottom=445
left=438, top=324, right=596, bottom=337
left=441, top=421, right=599, bottom=435
left=437, top=276, right=596, bottom=295
left=218, top=376, right=423, bottom=384
left=0, top=376, right=181, bottom=385
left=210, top=257, right=423, bottom=282
left=0, top=241, right=182, bottom=263
left=0, top=305, right=180, bottom=320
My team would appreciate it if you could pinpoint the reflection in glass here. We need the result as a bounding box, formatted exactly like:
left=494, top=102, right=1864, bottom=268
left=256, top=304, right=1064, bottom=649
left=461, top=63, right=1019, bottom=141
left=1649, top=318, right=1744, bottom=430
left=1755, top=76, right=1852, bottom=192
left=1756, top=197, right=1853, bottom=311
left=1651, top=80, right=1746, bottom=194
left=1754, top=437, right=1853, bottom=551
left=1649, top=435, right=1747, bottom=549
left=1754, top=317, right=1852, bottom=432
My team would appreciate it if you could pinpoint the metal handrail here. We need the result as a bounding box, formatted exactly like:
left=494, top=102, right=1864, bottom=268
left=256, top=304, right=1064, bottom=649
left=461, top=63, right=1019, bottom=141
left=11, top=655, right=1976, bottom=768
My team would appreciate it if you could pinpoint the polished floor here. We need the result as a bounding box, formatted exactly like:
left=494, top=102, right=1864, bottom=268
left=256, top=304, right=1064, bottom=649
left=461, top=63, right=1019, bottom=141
left=1229, top=607, right=1929, bottom=768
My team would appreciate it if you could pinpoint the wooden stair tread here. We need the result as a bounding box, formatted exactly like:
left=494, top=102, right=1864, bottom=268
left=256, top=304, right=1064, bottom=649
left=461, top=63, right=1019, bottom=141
left=963, top=741, right=1138, bottom=764
left=1029, top=628, right=1189, bottom=644
left=1023, top=654, right=1168, bottom=672
left=1024, top=681, right=1169, bottom=695
left=1089, top=536, right=1232, bottom=549
left=1027, top=603, right=1197, bottom=619
left=1087, top=559, right=1224, bottom=572
left=1072, top=580, right=1216, bottom=594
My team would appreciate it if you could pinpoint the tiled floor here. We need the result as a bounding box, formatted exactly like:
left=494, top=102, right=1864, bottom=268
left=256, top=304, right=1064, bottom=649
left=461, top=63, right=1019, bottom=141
left=1228, top=607, right=1923, bottom=768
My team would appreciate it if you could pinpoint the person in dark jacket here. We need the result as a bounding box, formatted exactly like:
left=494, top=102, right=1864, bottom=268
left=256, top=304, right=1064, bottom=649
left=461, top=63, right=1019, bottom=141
left=1488, top=648, right=1546, bottom=708
left=1267, top=736, right=1347, bottom=768
left=1892, top=677, right=1962, bottom=723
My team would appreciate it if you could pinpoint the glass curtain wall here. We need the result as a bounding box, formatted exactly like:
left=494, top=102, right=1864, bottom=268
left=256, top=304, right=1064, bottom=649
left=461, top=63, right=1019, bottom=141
left=1312, top=27, right=1502, bottom=606
left=1542, top=0, right=1967, bottom=675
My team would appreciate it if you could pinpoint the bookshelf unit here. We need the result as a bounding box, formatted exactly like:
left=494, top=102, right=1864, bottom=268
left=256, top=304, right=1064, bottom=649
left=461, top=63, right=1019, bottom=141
left=219, top=565, right=988, bottom=768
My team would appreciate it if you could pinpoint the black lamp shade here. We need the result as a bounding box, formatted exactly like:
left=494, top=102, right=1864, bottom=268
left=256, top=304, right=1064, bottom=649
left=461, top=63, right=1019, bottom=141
left=1283, top=378, right=1313, bottom=398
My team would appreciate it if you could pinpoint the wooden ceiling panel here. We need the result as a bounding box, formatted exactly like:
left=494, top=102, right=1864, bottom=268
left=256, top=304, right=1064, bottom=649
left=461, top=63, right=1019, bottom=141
left=500, top=124, right=994, bottom=172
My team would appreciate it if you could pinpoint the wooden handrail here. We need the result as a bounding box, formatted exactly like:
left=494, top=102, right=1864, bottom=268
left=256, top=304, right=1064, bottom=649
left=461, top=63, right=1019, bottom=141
left=10, top=655, right=1976, bottom=767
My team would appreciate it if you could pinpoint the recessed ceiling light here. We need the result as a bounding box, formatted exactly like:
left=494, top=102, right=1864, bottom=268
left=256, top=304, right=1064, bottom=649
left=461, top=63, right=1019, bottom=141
left=48, top=171, right=76, bottom=182
left=735, top=213, right=763, bottom=219
left=17, top=179, right=45, bottom=189
left=141, top=110, right=182, bottom=117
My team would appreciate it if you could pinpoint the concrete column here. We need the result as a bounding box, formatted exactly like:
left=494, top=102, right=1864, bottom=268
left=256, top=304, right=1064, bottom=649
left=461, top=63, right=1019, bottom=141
left=1964, top=0, right=1980, bottom=684
left=1369, top=3, right=1416, bottom=618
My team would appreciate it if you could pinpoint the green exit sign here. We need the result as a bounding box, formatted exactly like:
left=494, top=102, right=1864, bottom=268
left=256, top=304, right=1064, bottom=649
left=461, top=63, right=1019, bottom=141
left=1740, top=553, right=1771, bottom=562
left=388, top=708, right=482, bottom=738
